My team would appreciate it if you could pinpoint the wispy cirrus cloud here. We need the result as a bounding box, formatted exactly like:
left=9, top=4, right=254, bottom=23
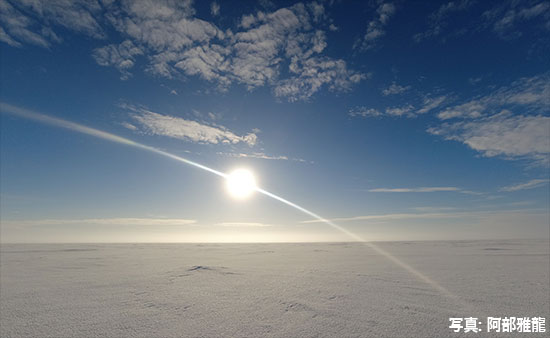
left=417, top=95, right=448, bottom=114
left=210, top=2, right=220, bottom=16
left=484, top=1, right=550, bottom=39
left=217, top=151, right=308, bottom=162
left=499, top=178, right=549, bottom=192
left=355, top=2, right=396, bottom=50
left=301, top=211, right=471, bottom=224
left=122, top=105, right=258, bottom=146
left=348, top=95, right=447, bottom=119
left=215, top=222, right=272, bottom=227
left=368, top=186, right=484, bottom=195
left=382, top=82, right=410, bottom=96
left=437, top=73, right=550, bottom=120
left=348, top=107, right=382, bottom=118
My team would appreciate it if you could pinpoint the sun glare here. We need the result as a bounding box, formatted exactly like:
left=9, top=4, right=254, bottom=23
left=226, top=169, right=257, bottom=199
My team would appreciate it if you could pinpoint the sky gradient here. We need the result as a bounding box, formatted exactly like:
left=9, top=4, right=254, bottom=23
left=1, top=0, right=549, bottom=243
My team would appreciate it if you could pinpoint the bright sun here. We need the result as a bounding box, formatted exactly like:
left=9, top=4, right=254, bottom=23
left=226, top=169, right=257, bottom=199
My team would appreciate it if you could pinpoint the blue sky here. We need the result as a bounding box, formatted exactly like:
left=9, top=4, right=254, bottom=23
left=1, top=0, right=549, bottom=243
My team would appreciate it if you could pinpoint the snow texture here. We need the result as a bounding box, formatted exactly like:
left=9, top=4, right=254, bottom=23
left=1, top=240, right=548, bottom=337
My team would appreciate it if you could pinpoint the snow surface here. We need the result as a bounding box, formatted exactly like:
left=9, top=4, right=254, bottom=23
left=1, top=240, right=548, bottom=337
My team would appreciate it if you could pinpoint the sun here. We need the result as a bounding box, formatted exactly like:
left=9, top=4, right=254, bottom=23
left=225, top=169, right=257, bottom=199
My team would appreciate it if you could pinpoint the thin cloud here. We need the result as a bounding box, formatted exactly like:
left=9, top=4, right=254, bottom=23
left=368, top=187, right=460, bottom=193
left=356, top=2, right=396, bottom=50
left=92, top=40, right=143, bottom=80
left=499, top=179, right=549, bottom=192
left=215, top=222, right=272, bottom=227
left=382, top=83, right=411, bottom=96
left=125, top=106, right=258, bottom=146
left=210, top=2, right=220, bottom=16
left=301, top=209, right=545, bottom=224
left=417, top=95, right=448, bottom=114
left=217, top=151, right=308, bottom=162
left=484, top=1, right=550, bottom=39
left=349, top=95, right=447, bottom=119
left=414, top=0, right=473, bottom=42
left=437, top=73, right=550, bottom=120
left=349, top=107, right=382, bottom=118
left=0, top=0, right=104, bottom=48
left=4, top=218, right=197, bottom=227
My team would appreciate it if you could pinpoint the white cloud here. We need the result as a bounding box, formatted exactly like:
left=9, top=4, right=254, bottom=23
left=349, top=95, right=446, bottom=119
left=2, top=0, right=364, bottom=101
left=356, top=2, right=396, bottom=50
left=499, top=178, right=549, bottom=192
left=0, top=26, right=21, bottom=47
left=369, top=187, right=461, bottom=193
left=0, top=0, right=51, bottom=48
left=429, top=111, right=550, bottom=165
left=210, top=2, right=220, bottom=16
left=301, top=212, right=471, bottom=224
left=382, top=83, right=410, bottom=95
left=417, top=95, right=447, bottom=114
left=5, top=218, right=197, bottom=227
left=437, top=100, right=484, bottom=120
left=92, top=40, right=143, bottom=80
left=385, top=104, right=414, bottom=117
left=125, top=106, right=258, bottom=146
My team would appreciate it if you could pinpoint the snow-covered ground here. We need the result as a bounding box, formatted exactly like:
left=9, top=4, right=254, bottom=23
left=1, top=240, right=548, bottom=337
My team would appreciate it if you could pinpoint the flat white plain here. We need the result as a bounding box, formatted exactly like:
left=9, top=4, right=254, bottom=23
left=1, top=240, right=548, bottom=337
